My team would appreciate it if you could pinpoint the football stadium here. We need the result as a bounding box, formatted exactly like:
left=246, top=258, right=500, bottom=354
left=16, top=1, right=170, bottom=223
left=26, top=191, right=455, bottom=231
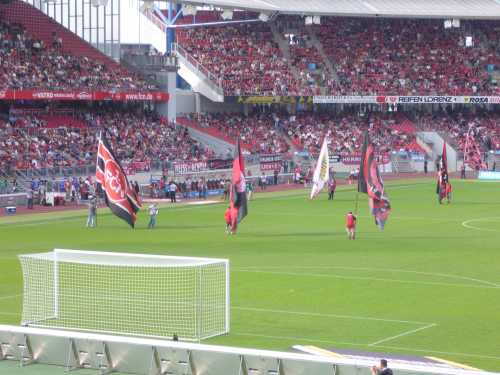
left=0, top=1, right=499, bottom=374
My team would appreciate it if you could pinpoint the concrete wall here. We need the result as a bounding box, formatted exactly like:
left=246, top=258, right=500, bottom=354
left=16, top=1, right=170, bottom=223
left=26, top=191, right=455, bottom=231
left=176, top=90, right=198, bottom=115
left=120, top=0, right=166, bottom=53
left=199, top=96, right=244, bottom=114
left=155, top=72, right=176, bottom=122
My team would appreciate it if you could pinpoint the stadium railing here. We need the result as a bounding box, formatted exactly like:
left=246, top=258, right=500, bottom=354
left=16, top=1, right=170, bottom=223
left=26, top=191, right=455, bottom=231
left=0, top=325, right=496, bottom=375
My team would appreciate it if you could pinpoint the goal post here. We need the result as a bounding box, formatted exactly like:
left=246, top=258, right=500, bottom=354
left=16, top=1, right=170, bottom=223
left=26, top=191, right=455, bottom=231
left=18, top=249, right=230, bottom=341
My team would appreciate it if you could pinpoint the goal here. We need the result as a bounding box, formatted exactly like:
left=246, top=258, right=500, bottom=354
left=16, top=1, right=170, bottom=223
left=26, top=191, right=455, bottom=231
left=18, top=249, right=229, bottom=341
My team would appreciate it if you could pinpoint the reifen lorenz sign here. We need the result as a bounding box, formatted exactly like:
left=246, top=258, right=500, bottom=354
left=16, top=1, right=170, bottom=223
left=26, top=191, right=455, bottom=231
left=313, top=95, right=500, bottom=104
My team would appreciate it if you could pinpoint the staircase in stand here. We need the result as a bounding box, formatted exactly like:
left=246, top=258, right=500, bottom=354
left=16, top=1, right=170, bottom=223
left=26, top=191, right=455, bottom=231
left=269, top=23, right=303, bottom=84
left=172, top=43, right=224, bottom=103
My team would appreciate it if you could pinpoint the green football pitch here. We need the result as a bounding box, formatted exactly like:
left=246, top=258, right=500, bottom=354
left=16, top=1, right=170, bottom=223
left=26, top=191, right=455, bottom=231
left=0, top=178, right=499, bottom=373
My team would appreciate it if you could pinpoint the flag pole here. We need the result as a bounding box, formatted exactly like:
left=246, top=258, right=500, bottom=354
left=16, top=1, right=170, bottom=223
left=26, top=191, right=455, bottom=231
left=354, top=189, right=360, bottom=216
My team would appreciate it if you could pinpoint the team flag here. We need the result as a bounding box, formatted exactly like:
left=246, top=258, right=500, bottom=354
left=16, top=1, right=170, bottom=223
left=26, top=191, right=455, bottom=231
left=441, top=141, right=448, bottom=173
left=310, top=137, right=330, bottom=199
left=96, top=131, right=141, bottom=228
left=230, top=139, right=248, bottom=231
left=437, top=141, right=452, bottom=203
left=358, top=132, right=391, bottom=229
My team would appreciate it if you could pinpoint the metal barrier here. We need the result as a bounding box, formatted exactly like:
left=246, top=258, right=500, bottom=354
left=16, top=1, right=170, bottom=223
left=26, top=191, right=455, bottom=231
left=0, top=325, right=495, bottom=375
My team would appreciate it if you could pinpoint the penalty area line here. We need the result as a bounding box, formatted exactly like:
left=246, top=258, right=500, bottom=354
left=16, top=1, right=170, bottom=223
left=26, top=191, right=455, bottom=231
left=368, top=323, right=438, bottom=346
left=233, top=269, right=500, bottom=290
left=232, top=306, right=433, bottom=325
left=0, top=293, right=22, bottom=300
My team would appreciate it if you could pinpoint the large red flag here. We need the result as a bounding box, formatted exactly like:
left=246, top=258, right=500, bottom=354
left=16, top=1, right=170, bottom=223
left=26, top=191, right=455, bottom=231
left=230, top=140, right=248, bottom=231
left=96, top=132, right=141, bottom=227
left=437, top=141, right=451, bottom=201
left=441, top=141, right=448, bottom=174
left=358, top=132, right=391, bottom=229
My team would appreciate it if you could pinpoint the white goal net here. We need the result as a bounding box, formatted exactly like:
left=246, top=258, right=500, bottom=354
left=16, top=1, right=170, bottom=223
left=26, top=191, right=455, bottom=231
left=18, top=249, right=229, bottom=341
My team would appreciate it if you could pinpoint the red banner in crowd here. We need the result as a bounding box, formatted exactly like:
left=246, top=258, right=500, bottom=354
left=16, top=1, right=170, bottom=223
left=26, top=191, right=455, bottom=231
left=0, top=90, right=169, bottom=102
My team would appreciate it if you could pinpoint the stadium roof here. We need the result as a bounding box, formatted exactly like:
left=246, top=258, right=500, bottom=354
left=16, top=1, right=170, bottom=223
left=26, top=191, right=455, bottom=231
left=177, top=0, right=500, bottom=19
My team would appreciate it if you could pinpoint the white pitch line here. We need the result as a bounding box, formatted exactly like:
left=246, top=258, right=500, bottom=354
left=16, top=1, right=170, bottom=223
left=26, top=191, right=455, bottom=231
left=233, top=332, right=360, bottom=347
left=0, top=293, right=22, bottom=300
left=234, top=266, right=500, bottom=288
left=0, top=311, right=19, bottom=316
left=232, top=306, right=432, bottom=325
left=462, top=217, right=500, bottom=233
left=368, top=323, right=438, bottom=346
left=234, top=270, right=500, bottom=290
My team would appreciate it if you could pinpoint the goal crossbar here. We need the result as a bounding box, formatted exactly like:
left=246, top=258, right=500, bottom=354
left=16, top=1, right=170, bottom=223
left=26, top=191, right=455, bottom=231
left=18, top=249, right=230, bottom=341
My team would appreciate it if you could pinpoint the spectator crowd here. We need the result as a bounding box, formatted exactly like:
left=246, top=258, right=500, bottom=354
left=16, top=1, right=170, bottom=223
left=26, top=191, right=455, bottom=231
left=0, top=107, right=213, bottom=173
left=0, top=18, right=156, bottom=91
left=176, top=14, right=500, bottom=96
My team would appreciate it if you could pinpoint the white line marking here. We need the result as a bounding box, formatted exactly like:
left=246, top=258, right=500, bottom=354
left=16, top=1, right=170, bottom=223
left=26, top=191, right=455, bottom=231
left=233, top=306, right=432, bottom=325
left=0, top=311, right=19, bottom=316
left=233, top=332, right=360, bottom=346
left=0, top=216, right=84, bottom=228
left=369, top=323, right=437, bottom=346
left=0, top=294, right=21, bottom=300
left=234, top=266, right=500, bottom=288
left=462, top=217, right=500, bottom=233
left=234, top=270, right=500, bottom=290
left=231, top=332, right=500, bottom=361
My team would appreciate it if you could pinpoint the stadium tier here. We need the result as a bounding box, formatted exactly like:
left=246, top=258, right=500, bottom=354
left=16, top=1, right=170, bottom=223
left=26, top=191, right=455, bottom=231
left=0, top=107, right=213, bottom=173
left=175, top=13, right=500, bottom=96
left=1, top=107, right=499, bottom=173
left=0, top=1, right=156, bottom=91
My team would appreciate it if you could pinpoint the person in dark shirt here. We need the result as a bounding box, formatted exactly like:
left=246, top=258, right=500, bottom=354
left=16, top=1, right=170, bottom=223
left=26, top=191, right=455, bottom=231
left=371, top=359, right=393, bottom=375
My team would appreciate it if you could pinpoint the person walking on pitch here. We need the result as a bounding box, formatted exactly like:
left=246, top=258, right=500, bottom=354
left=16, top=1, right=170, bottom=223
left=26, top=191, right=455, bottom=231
left=224, top=206, right=232, bottom=234
left=86, top=196, right=97, bottom=228
left=246, top=180, right=253, bottom=201
left=328, top=175, right=336, bottom=200
left=148, top=203, right=159, bottom=229
left=346, top=211, right=357, bottom=240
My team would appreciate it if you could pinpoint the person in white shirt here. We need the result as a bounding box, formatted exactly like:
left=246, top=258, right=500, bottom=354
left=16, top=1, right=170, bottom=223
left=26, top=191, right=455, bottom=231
left=169, top=182, right=177, bottom=203
left=148, top=204, right=159, bottom=229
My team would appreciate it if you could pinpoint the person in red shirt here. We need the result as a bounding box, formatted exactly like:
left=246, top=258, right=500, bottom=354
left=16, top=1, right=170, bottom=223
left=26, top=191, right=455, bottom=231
left=346, top=211, right=357, bottom=240
left=445, top=182, right=452, bottom=204
left=224, top=206, right=232, bottom=235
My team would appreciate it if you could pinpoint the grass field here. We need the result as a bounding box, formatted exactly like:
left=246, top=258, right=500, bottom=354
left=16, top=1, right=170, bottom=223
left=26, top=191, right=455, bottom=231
left=0, top=178, right=499, bottom=373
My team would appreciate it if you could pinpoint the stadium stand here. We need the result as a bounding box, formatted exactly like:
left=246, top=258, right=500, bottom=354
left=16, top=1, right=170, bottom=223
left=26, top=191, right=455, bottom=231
left=192, top=112, right=290, bottom=154
left=282, top=112, right=424, bottom=155
left=418, top=111, right=499, bottom=169
left=176, top=17, right=303, bottom=96
left=313, top=17, right=499, bottom=95
left=0, top=107, right=213, bottom=173
left=175, top=12, right=500, bottom=96
left=0, top=1, right=156, bottom=90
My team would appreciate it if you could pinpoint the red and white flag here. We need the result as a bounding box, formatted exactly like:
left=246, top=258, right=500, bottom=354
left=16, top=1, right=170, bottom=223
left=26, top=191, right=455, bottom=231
left=96, top=132, right=141, bottom=228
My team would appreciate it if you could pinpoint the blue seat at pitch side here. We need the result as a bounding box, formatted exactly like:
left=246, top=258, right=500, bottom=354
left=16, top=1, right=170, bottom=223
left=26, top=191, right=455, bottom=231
left=5, top=206, right=17, bottom=215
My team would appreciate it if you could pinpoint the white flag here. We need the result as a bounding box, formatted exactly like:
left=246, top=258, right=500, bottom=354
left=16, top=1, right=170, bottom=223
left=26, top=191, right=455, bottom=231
left=310, top=138, right=330, bottom=199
